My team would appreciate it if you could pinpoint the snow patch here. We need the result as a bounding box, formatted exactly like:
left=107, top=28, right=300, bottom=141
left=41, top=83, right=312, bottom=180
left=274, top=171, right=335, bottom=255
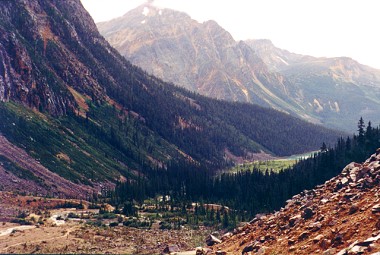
left=142, top=7, right=150, bottom=16
left=141, top=20, right=146, bottom=24
left=313, top=99, right=324, bottom=113
left=334, top=101, right=340, bottom=113
left=328, top=101, right=340, bottom=113
left=159, top=10, right=162, bottom=15
left=276, top=56, right=289, bottom=66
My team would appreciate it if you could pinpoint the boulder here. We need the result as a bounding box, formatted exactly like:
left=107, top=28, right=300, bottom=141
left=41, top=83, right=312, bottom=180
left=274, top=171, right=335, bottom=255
left=348, top=245, right=367, bottom=254
left=321, top=198, right=329, bottom=204
left=298, top=231, right=309, bottom=241
left=196, top=247, right=204, bottom=255
left=372, top=204, right=380, bottom=213
left=341, top=177, right=349, bottom=185
left=221, top=232, right=233, bottom=241
left=196, top=247, right=212, bottom=255
left=302, top=207, right=314, bottom=220
left=322, top=248, right=336, bottom=255
left=287, top=238, right=296, bottom=245
left=256, top=247, right=266, bottom=255
left=289, top=214, right=302, bottom=227
left=313, top=234, right=324, bottom=243
left=349, top=204, right=359, bottom=215
left=242, top=242, right=255, bottom=253
left=307, top=221, right=322, bottom=232
left=320, top=239, right=332, bottom=249
left=162, top=244, right=180, bottom=254
left=357, top=234, right=380, bottom=246
left=205, top=234, right=222, bottom=246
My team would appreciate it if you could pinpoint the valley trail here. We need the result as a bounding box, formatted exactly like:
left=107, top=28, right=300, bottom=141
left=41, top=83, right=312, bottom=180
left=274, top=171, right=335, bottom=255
left=0, top=225, right=36, bottom=237
left=0, top=210, right=69, bottom=237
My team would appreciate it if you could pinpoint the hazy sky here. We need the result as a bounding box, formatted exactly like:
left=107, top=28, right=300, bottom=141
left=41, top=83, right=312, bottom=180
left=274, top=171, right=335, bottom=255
left=80, top=0, right=380, bottom=69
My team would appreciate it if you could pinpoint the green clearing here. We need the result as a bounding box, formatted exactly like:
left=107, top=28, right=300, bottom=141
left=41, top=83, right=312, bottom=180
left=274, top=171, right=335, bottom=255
left=229, top=151, right=317, bottom=173
left=231, top=159, right=297, bottom=173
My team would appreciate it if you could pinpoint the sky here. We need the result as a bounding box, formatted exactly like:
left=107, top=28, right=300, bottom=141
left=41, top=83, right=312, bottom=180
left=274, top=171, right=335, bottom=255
left=80, top=0, right=380, bottom=69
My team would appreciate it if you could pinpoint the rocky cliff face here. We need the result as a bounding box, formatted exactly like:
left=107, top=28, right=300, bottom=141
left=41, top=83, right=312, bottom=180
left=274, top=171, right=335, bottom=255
left=0, top=0, right=125, bottom=115
left=245, top=39, right=316, bottom=72
left=211, top=149, right=380, bottom=254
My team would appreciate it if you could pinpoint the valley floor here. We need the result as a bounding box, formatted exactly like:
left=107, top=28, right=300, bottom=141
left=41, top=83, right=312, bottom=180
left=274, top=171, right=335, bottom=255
left=0, top=222, right=204, bottom=254
left=0, top=192, right=208, bottom=254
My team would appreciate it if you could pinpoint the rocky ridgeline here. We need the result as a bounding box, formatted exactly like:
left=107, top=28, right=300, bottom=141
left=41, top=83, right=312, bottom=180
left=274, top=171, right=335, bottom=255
left=206, top=149, right=380, bottom=255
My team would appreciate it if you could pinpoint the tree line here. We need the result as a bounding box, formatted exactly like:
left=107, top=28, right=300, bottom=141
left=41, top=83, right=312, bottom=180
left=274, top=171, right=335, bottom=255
left=109, top=118, right=380, bottom=220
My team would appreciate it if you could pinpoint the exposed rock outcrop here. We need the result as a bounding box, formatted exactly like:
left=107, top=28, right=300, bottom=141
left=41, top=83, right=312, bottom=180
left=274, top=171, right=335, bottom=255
left=247, top=39, right=380, bottom=132
left=0, top=0, right=122, bottom=115
left=213, top=149, right=380, bottom=254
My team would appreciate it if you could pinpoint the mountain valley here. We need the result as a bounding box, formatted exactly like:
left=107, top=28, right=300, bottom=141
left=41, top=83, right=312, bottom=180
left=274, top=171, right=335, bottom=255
left=0, top=0, right=340, bottom=191
left=1, top=0, right=380, bottom=254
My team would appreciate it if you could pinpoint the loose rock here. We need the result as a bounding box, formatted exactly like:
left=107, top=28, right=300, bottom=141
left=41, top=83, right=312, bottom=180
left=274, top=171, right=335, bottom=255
left=205, top=235, right=222, bottom=246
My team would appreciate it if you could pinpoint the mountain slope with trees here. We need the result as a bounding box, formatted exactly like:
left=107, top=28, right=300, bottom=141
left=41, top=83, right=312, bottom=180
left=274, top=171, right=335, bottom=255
left=98, top=4, right=380, bottom=132
left=0, top=0, right=340, bottom=194
left=111, top=118, right=380, bottom=219
left=97, top=4, right=315, bottom=123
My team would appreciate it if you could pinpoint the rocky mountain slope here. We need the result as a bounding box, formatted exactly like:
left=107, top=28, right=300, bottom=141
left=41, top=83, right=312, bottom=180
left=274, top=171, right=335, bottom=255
left=211, top=149, right=380, bottom=254
left=0, top=0, right=340, bottom=196
left=97, top=4, right=313, bottom=122
left=0, top=134, right=94, bottom=198
left=247, top=39, right=380, bottom=131
left=98, top=5, right=380, bottom=132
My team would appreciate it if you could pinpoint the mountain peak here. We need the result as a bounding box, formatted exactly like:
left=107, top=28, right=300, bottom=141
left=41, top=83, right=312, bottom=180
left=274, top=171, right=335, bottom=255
left=247, top=39, right=275, bottom=48
left=132, top=2, right=163, bottom=17
left=98, top=4, right=380, bottom=132
left=119, top=3, right=191, bottom=21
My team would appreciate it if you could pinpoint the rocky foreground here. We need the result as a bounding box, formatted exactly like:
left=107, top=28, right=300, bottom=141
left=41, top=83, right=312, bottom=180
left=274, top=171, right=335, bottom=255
left=207, top=149, right=380, bottom=254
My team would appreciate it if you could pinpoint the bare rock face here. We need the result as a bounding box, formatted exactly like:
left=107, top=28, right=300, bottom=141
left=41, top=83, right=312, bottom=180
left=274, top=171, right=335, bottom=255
left=0, top=0, right=121, bottom=115
left=247, top=39, right=380, bottom=132
left=212, top=149, right=380, bottom=254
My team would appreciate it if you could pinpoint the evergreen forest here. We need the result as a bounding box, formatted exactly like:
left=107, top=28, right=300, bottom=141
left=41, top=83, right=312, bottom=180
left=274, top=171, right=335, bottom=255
left=108, top=118, right=380, bottom=228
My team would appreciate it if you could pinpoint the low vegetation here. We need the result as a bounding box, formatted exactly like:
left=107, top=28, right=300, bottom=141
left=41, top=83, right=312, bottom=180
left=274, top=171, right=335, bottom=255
left=231, top=159, right=297, bottom=173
